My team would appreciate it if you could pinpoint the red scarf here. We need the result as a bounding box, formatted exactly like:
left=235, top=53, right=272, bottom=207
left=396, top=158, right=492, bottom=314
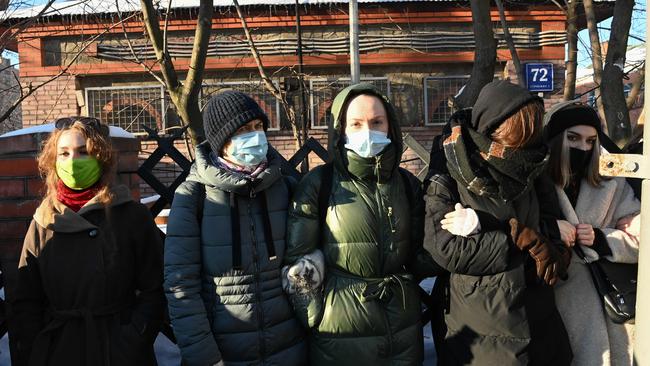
left=56, top=180, right=102, bottom=212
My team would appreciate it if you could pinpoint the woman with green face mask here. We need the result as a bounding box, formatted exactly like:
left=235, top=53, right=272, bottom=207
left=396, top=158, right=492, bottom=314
left=11, top=117, right=165, bottom=366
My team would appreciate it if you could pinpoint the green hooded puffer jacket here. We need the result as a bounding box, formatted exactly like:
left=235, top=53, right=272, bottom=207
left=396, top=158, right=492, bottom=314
left=285, top=83, right=441, bottom=366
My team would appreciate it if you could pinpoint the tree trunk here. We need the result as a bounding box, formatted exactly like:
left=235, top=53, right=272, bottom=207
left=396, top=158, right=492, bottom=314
left=139, top=0, right=212, bottom=145
left=601, top=0, right=634, bottom=144
left=454, top=0, right=497, bottom=109
left=495, top=0, right=524, bottom=87
left=564, top=0, right=579, bottom=100
left=233, top=0, right=303, bottom=151
left=583, top=0, right=606, bottom=127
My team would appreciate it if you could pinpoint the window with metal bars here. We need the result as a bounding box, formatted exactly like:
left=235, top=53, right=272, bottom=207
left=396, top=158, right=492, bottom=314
left=85, top=86, right=165, bottom=134
left=201, top=81, right=281, bottom=131
left=424, top=76, right=469, bottom=126
left=309, top=77, right=390, bottom=129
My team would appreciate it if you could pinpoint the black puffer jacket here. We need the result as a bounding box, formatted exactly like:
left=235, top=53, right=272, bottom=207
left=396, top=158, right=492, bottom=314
left=423, top=100, right=572, bottom=365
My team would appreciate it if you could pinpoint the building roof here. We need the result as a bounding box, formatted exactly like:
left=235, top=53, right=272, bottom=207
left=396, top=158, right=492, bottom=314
left=1, top=0, right=453, bottom=20
left=1, top=0, right=614, bottom=20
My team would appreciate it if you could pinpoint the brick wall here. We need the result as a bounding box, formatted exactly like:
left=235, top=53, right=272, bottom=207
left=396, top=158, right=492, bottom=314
left=0, top=131, right=140, bottom=362
left=20, top=74, right=79, bottom=127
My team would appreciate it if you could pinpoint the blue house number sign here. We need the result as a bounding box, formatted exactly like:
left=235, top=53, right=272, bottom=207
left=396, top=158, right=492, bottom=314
left=525, top=63, right=554, bottom=92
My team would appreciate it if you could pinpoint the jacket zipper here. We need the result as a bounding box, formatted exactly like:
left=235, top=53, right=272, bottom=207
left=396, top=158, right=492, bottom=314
left=247, top=186, right=266, bottom=362
left=373, top=157, right=394, bottom=359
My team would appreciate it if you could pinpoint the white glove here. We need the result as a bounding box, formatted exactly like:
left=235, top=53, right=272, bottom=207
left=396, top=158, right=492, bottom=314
left=440, top=203, right=481, bottom=237
left=282, top=249, right=325, bottom=295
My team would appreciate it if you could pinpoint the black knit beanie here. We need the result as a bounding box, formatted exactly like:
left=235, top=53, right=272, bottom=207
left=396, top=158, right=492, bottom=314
left=203, top=90, right=270, bottom=154
left=544, top=101, right=602, bottom=140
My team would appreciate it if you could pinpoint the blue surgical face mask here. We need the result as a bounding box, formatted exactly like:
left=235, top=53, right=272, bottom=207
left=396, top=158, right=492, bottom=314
left=344, top=129, right=392, bottom=158
left=228, top=131, right=268, bottom=167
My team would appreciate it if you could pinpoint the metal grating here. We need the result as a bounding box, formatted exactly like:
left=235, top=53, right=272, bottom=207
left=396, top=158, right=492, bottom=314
left=309, top=77, right=390, bottom=129
left=86, top=85, right=165, bottom=134
left=423, top=76, right=469, bottom=125
left=202, top=81, right=281, bottom=131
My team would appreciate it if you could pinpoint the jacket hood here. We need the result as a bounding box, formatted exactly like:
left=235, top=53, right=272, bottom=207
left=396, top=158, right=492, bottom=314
left=329, top=83, right=403, bottom=175
left=34, top=184, right=134, bottom=233
left=187, top=142, right=283, bottom=195
left=471, top=80, right=543, bottom=135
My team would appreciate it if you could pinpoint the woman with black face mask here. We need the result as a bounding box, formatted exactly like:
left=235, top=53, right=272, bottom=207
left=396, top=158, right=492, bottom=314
left=544, top=101, right=640, bottom=366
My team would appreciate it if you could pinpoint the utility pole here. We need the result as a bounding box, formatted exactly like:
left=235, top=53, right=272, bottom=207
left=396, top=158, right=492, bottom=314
left=295, top=0, right=309, bottom=171
left=349, top=0, right=360, bottom=84
left=632, top=9, right=650, bottom=360
left=599, top=10, right=649, bottom=361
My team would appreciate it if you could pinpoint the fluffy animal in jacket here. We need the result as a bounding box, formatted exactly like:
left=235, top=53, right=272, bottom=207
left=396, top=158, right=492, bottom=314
left=282, top=249, right=325, bottom=294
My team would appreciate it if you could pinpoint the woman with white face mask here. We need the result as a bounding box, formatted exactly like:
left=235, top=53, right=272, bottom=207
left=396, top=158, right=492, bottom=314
left=164, top=91, right=306, bottom=366
left=283, top=83, right=442, bottom=366
left=544, top=101, right=639, bottom=366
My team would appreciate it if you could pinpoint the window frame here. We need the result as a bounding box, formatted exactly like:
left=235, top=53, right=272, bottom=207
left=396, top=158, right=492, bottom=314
left=201, top=80, right=282, bottom=131
left=309, top=76, right=391, bottom=129
left=85, top=84, right=166, bottom=135
left=423, top=75, right=470, bottom=126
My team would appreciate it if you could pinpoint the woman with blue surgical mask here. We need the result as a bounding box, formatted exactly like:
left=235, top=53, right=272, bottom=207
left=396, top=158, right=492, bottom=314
left=283, top=83, right=442, bottom=365
left=164, top=91, right=306, bottom=366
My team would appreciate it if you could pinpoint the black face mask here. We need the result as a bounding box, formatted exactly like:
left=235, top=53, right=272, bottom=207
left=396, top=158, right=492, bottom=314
left=569, top=147, right=592, bottom=176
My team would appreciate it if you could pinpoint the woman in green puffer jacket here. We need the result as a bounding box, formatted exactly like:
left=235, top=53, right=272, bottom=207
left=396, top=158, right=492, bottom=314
left=284, top=83, right=441, bottom=366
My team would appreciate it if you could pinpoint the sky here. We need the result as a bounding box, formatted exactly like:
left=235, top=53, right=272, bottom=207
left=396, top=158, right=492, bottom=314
left=2, top=0, right=648, bottom=71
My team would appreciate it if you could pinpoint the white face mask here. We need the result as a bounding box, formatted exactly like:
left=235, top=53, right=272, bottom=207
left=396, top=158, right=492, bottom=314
left=344, top=129, right=392, bottom=158
left=228, top=131, right=269, bottom=167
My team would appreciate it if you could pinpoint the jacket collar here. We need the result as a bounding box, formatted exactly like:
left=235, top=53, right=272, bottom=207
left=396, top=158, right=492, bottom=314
left=189, top=142, right=283, bottom=195
left=33, top=185, right=133, bottom=233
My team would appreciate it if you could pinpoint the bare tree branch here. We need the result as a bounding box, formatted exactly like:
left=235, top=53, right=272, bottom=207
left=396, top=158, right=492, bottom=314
left=182, top=0, right=213, bottom=101
left=564, top=0, right=579, bottom=100
left=115, top=0, right=166, bottom=86
left=140, top=0, right=181, bottom=92
left=601, top=0, right=635, bottom=143
left=162, top=0, right=173, bottom=55
left=0, top=12, right=140, bottom=125
left=583, top=0, right=606, bottom=124
left=0, top=0, right=57, bottom=53
left=233, top=0, right=303, bottom=149
left=495, top=0, right=524, bottom=87
left=454, top=0, right=496, bottom=109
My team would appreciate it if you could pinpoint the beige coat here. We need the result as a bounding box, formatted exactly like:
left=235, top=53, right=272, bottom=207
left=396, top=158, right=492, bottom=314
left=554, top=177, right=639, bottom=366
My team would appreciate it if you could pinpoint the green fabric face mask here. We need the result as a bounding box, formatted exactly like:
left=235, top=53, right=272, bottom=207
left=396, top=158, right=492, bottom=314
left=56, top=157, right=102, bottom=190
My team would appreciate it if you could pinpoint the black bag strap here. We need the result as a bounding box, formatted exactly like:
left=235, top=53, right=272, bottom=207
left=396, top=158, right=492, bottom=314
left=318, top=163, right=334, bottom=231
left=229, top=192, right=242, bottom=270
left=259, top=190, right=278, bottom=261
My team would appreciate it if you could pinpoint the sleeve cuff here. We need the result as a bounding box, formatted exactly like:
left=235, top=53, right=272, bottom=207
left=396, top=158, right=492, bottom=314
left=475, top=210, right=508, bottom=232
left=591, top=228, right=612, bottom=256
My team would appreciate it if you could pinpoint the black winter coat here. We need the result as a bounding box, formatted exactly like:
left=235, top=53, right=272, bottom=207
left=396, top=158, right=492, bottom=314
left=424, top=173, right=572, bottom=366
left=12, top=185, right=164, bottom=366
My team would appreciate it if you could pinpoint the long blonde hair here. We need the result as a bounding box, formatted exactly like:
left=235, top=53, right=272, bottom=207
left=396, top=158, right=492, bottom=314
left=38, top=120, right=115, bottom=208
left=547, top=130, right=603, bottom=188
